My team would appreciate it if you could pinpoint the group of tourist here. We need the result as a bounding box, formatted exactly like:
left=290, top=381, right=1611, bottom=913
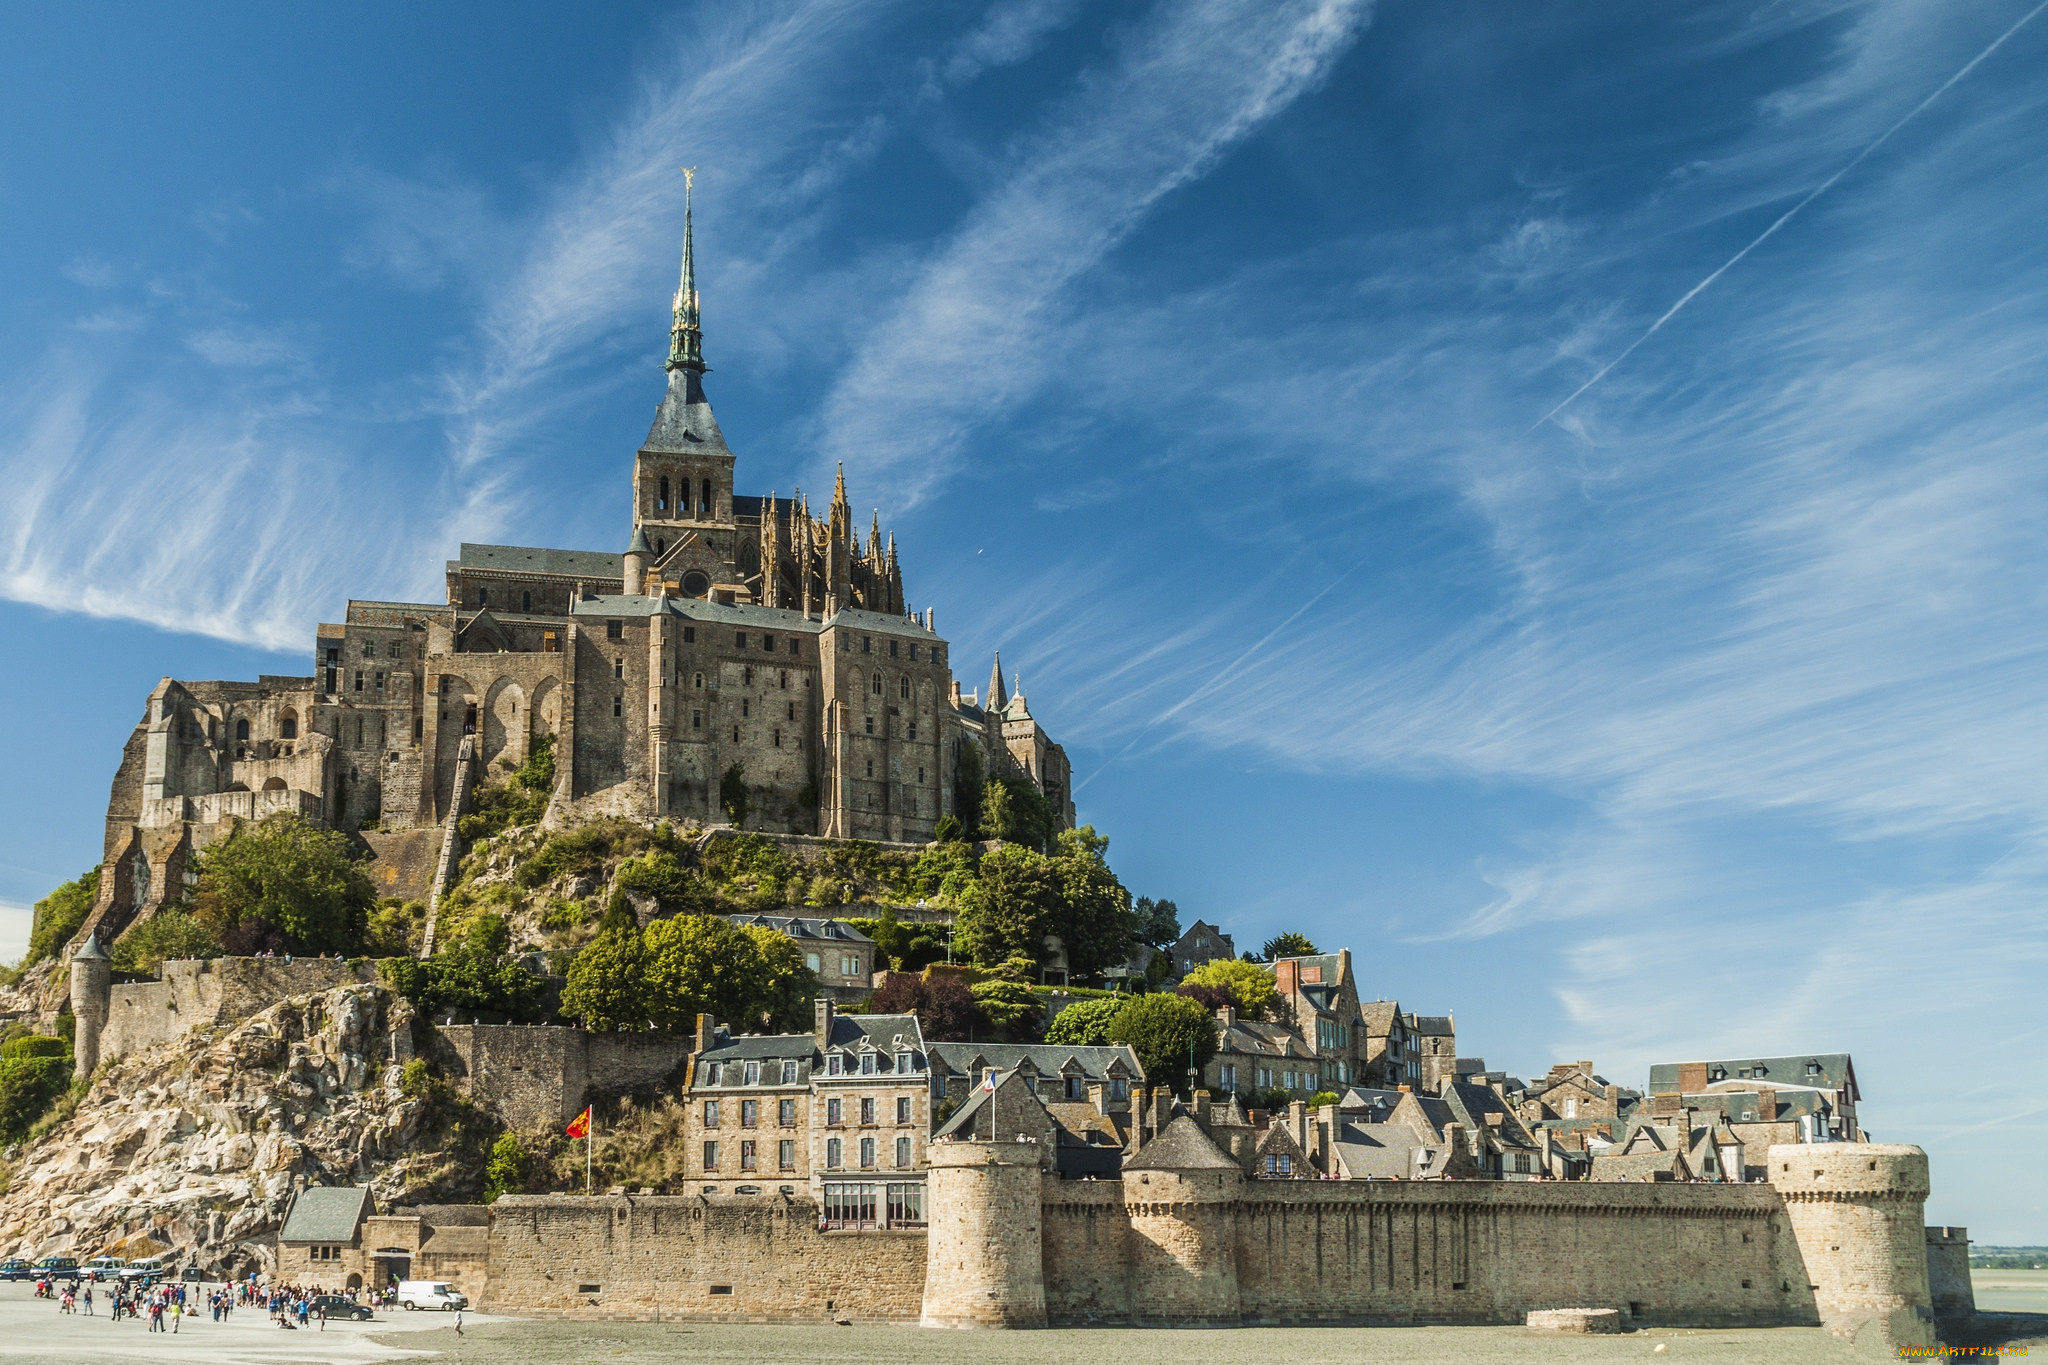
left=28, top=1272, right=404, bottom=1333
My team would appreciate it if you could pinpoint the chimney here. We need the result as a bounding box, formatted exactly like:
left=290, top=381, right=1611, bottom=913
left=695, top=1012, right=716, bottom=1054
left=1216, top=1004, right=1236, bottom=1027
left=949, top=680, right=962, bottom=705
left=1275, top=960, right=1299, bottom=995
left=814, top=997, right=835, bottom=1047
left=1193, top=1090, right=1212, bottom=1127
left=1754, top=1085, right=1777, bottom=1121
left=1289, top=1099, right=1310, bottom=1157
left=1337, top=947, right=1351, bottom=985
left=1088, top=1082, right=1107, bottom=1116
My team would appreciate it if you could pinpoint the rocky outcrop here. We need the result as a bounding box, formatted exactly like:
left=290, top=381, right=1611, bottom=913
left=0, top=983, right=453, bottom=1275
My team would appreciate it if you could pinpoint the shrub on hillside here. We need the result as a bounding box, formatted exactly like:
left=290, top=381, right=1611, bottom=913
left=1042, top=996, right=1128, bottom=1047
left=867, top=972, right=978, bottom=1042
left=1179, top=958, right=1276, bottom=1017
left=109, top=911, right=222, bottom=975
left=190, top=813, right=375, bottom=956
left=11, top=868, right=99, bottom=975
left=0, top=1036, right=72, bottom=1141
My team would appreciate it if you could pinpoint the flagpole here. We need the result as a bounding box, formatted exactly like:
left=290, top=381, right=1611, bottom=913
left=586, top=1107, right=593, bottom=1196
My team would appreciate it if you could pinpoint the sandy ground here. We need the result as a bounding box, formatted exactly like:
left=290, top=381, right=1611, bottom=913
left=1973, top=1268, right=2048, bottom=1314
left=2, top=1280, right=2040, bottom=1365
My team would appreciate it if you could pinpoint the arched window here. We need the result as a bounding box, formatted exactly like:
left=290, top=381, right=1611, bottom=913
left=279, top=709, right=298, bottom=740
left=899, top=677, right=910, bottom=700
left=655, top=538, right=665, bottom=558
left=477, top=587, right=489, bottom=606
left=235, top=718, right=250, bottom=741
left=701, top=477, right=712, bottom=516
left=658, top=475, right=670, bottom=511
left=521, top=590, right=532, bottom=612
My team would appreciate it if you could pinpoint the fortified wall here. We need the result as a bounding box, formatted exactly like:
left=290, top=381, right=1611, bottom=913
left=479, top=1140, right=1949, bottom=1346
left=433, top=1025, right=693, bottom=1131
left=71, top=951, right=371, bottom=1075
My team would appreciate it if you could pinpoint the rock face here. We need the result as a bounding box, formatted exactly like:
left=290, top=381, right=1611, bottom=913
left=0, top=983, right=441, bottom=1276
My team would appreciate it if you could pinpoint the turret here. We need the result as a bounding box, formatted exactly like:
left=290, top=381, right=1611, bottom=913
left=69, top=932, right=111, bottom=1077
left=1770, top=1144, right=1937, bottom=1349
left=1121, top=1115, right=1241, bottom=1326
left=623, top=526, right=652, bottom=596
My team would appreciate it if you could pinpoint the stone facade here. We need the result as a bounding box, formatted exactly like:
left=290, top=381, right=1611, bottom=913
left=474, top=1131, right=1947, bottom=1347
left=432, top=1024, right=694, bottom=1132
left=73, top=954, right=372, bottom=1074
left=77, top=197, right=1077, bottom=965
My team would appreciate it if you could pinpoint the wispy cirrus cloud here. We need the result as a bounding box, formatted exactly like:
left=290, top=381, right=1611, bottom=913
left=815, top=0, right=1375, bottom=507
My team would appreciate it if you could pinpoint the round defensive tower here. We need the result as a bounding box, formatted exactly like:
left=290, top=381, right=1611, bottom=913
left=1769, top=1143, right=1936, bottom=1350
left=1123, top=1115, right=1242, bottom=1327
left=68, top=932, right=111, bottom=1077
left=920, top=1138, right=1048, bottom=1329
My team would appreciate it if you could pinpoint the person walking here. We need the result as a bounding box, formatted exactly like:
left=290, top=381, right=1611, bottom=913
left=453, top=1307, right=463, bottom=1337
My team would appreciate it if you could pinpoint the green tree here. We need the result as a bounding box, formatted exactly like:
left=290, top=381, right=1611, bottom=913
left=190, top=813, right=376, bottom=955
left=109, top=911, right=222, bottom=975
left=1180, top=958, right=1277, bottom=1017
left=1106, top=993, right=1217, bottom=1098
left=952, top=843, right=1060, bottom=968
left=933, top=814, right=963, bottom=843
left=16, top=868, right=100, bottom=972
left=1261, top=931, right=1319, bottom=961
left=952, top=743, right=985, bottom=838
left=1308, top=1090, right=1342, bottom=1109
left=1049, top=826, right=1136, bottom=978
left=482, top=1131, right=529, bottom=1203
left=632, top=915, right=819, bottom=1034
left=979, top=780, right=1014, bottom=842
left=968, top=979, right=1042, bottom=1042
left=996, top=775, right=1056, bottom=848
left=379, top=914, right=546, bottom=1022
left=559, top=924, right=651, bottom=1030
left=1043, top=996, right=1128, bottom=1046
left=1132, top=896, right=1181, bottom=951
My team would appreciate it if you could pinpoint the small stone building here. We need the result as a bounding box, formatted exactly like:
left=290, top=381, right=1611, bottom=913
left=725, top=914, right=874, bottom=998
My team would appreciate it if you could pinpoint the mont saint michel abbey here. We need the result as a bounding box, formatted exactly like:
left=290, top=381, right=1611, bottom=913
left=88, top=195, right=1073, bottom=938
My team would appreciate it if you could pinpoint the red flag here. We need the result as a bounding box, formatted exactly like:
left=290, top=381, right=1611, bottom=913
left=565, top=1107, right=591, bottom=1139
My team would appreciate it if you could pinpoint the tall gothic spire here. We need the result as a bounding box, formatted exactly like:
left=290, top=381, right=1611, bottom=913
left=666, top=167, right=706, bottom=382
left=988, top=653, right=1008, bottom=713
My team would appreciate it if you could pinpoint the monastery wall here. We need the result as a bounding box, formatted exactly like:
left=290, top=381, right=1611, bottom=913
left=483, top=1194, right=926, bottom=1321
left=93, top=957, right=369, bottom=1066
left=433, top=1024, right=693, bottom=1131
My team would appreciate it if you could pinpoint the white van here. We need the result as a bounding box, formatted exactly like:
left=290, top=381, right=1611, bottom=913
left=395, top=1280, right=468, bottom=1311
left=118, top=1256, right=170, bottom=1283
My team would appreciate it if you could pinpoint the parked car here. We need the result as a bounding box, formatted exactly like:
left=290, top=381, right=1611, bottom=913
left=118, top=1256, right=170, bottom=1283
left=0, top=1258, right=34, bottom=1281
left=395, top=1280, right=467, bottom=1311
left=31, top=1257, right=82, bottom=1282
left=312, top=1294, right=373, bottom=1321
left=84, top=1256, right=126, bottom=1282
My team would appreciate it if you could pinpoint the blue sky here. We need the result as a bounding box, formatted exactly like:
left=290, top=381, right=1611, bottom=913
left=2, top=2, right=2044, bottom=1237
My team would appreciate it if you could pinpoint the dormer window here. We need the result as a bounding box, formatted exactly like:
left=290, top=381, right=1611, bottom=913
left=895, top=1052, right=911, bottom=1074
left=860, top=1052, right=877, bottom=1076
left=827, top=1055, right=842, bottom=1077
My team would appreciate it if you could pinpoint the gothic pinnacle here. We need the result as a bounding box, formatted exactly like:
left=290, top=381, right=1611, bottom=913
left=666, top=166, right=706, bottom=376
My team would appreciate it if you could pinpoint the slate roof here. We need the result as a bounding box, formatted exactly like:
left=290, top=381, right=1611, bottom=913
left=696, top=1033, right=817, bottom=1065
left=825, top=1011, right=925, bottom=1054
left=1410, top=1015, right=1455, bottom=1037
left=727, top=914, right=872, bottom=944
left=567, top=594, right=940, bottom=641
left=641, top=369, right=734, bottom=456
left=73, top=932, right=107, bottom=962
left=1442, top=1082, right=1542, bottom=1152
left=1357, top=1002, right=1403, bottom=1035
left=1125, top=1115, right=1237, bottom=1171
left=452, top=543, right=624, bottom=580
left=1647, top=1053, right=1855, bottom=1096
left=1330, top=1122, right=1434, bottom=1179
left=928, top=1042, right=1143, bottom=1083
left=1215, top=1019, right=1313, bottom=1059
left=280, top=1186, right=374, bottom=1245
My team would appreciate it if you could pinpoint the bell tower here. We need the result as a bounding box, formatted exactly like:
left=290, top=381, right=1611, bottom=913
left=631, top=168, right=741, bottom=598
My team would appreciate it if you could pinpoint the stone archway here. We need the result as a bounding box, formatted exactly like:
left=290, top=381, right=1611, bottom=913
left=483, top=678, right=526, bottom=769
left=531, top=676, right=561, bottom=740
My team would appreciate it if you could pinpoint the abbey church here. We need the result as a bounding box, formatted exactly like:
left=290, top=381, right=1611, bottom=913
left=81, top=193, right=1073, bottom=947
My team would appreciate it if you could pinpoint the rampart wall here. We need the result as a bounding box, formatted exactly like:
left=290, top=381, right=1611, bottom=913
left=434, top=1025, right=693, bottom=1131
left=483, top=1194, right=926, bottom=1321
left=95, top=958, right=370, bottom=1066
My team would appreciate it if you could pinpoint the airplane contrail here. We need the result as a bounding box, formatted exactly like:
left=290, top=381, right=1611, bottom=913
left=1529, top=0, right=2048, bottom=436
left=1073, top=562, right=1362, bottom=795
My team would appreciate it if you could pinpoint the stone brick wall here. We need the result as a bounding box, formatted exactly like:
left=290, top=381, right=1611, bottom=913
left=1925, top=1226, right=1974, bottom=1322
left=920, top=1141, right=1045, bottom=1327
left=94, top=958, right=369, bottom=1067
left=484, top=1194, right=926, bottom=1321
left=434, top=1025, right=692, bottom=1132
